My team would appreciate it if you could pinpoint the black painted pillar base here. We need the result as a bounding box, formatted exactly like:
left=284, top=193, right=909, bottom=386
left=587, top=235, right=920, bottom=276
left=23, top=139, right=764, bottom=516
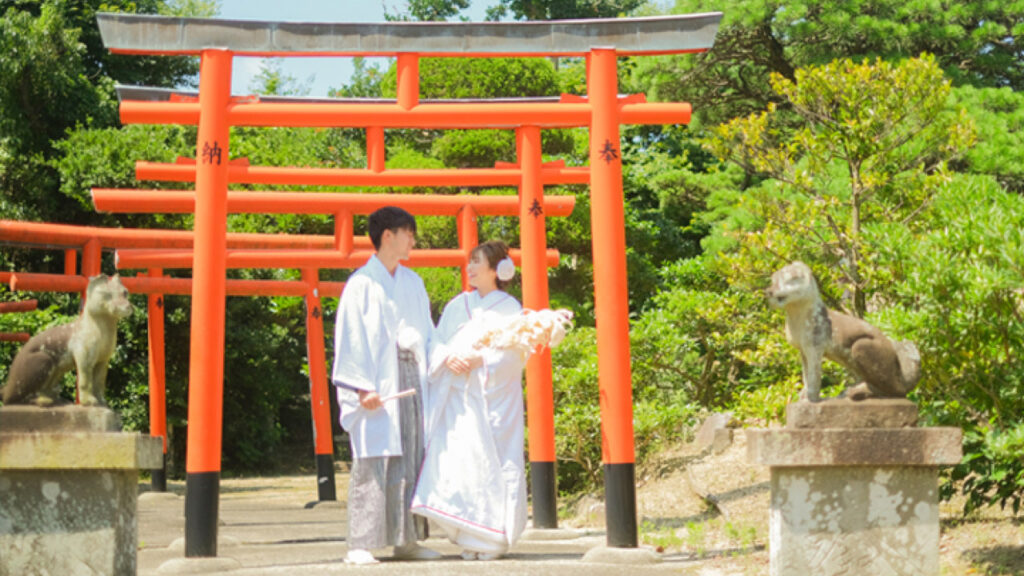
left=603, top=462, right=638, bottom=547
left=316, top=453, right=337, bottom=501
left=185, top=471, right=220, bottom=557
left=530, top=461, right=558, bottom=529
left=151, top=455, right=167, bottom=492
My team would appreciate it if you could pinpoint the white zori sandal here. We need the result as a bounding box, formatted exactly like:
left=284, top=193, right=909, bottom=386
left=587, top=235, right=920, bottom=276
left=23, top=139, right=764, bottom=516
left=345, top=549, right=380, bottom=565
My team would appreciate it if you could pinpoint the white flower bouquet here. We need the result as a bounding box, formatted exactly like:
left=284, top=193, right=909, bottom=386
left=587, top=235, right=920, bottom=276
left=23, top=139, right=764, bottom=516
left=473, top=308, right=574, bottom=357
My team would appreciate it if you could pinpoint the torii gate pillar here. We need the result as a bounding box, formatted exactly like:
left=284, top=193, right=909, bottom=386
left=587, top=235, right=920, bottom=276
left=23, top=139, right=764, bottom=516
left=518, top=126, right=558, bottom=528
left=184, top=48, right=232, bottom=558
left=589, top=48, right=638, bottom=547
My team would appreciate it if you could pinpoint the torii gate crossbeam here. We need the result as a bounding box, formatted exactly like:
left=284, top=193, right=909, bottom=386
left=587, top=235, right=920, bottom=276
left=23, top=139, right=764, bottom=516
left=1, top=209, right=552, bottom=499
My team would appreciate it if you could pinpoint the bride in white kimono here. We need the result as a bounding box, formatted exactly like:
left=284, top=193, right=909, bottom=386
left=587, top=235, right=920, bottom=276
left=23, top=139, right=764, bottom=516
left=411, top=241, right=528, bottom=560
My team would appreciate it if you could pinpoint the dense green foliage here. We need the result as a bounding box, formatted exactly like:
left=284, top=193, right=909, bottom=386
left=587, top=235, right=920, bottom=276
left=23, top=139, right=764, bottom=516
left=387, top=0, right=470, bottom=21
left=880, top=175, right=1024, bottom=515
left=705, top=55, right=976, bottom=317
left=2, top=0, right=1023, bottom=514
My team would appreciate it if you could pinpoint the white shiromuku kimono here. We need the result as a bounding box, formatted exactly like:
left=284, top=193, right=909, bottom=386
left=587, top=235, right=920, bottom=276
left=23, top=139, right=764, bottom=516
left=332, top=255, right=434, bottom=550
left=411, top=289, right=528, bottom=555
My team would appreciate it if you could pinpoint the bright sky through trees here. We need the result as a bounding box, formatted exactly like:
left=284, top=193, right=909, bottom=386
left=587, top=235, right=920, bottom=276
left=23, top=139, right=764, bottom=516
left=218, top=0, right=496, bottom=96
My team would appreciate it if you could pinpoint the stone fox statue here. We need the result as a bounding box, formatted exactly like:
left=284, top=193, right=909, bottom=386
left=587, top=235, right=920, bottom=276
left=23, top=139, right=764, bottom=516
left=766, top=261, right=920, bottom=402
left=2, top=275, right=133, bottom=407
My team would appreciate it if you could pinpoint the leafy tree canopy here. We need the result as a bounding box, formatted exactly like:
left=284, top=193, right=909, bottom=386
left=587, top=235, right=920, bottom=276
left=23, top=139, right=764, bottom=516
left=704, top=54, right=976, bottom=317
left=658, top=0, right=1024, bottom=123
left=386, top=0, right=471, bottom=21
left=951, top=86, right=1024, bottom=193
left=0, top=0, right=215, bottom=221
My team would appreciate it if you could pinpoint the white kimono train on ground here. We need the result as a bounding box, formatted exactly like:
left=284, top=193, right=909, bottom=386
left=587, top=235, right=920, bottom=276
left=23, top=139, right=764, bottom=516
left=411, top=289, right=528, bottom=555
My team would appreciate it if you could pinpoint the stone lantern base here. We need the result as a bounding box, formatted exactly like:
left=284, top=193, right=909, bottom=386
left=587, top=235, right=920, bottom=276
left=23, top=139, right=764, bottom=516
left=0, top=405, right=163, bottom=576
left=747, top=400, right=962, bottom=576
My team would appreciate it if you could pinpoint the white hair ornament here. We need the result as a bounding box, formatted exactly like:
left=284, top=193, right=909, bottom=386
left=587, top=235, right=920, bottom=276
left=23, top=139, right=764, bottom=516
left=496, top=256, right=516, bottom=281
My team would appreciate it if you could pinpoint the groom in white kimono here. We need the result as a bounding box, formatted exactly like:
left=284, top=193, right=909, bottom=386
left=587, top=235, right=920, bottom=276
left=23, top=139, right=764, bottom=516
left=332, top=206, right=441, bottom=565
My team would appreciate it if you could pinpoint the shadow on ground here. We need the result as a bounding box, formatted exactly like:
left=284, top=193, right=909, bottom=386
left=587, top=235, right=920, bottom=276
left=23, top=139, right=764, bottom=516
left=963, top=545, right=1024, bottom=575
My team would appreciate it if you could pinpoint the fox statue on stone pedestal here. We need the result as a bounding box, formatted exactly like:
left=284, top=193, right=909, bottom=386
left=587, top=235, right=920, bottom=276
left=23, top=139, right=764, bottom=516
left=1, top=275, right=133, bottom=407
left=766, top=261, right=921, bottom=403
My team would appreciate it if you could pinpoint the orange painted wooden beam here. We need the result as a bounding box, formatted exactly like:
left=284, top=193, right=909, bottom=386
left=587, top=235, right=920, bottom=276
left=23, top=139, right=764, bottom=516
left=92, top=190, right=576, bottom=217
left=119, top=100, right=691, bottom=129
left=456, top=206, right=478, bottom=291
left=5, top=272, right=344, bottom=298
left=366, top=127, right=385, bottom=173
left=10, top=273, right=87, bottom=292
left=64, top=249, right=77, bottom=275
left=334, top=210, right=353, bottom=253
left=397, top=55, right=419, bottom=111
left=147, top=267, right=168, bottom=457
left=301, top=268, right=334, bottom=459
left=0, top=220, right=366, bottom=250
left=115, top=247, right=559, bottom=271
left=589, top=48, right=636, bottom=466
left=133, top=162, right=591, bottom=186
left=0, top=333, right=30, bottom=343
left=519, top=126, right=558, bottom=467
left=0, top=299, right=38, bottom=314
left=184, top=50, right=231, bottom=539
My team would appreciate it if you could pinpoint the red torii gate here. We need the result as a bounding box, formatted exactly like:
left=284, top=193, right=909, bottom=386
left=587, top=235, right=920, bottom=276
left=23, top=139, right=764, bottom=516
left=91, top=190, right=571, bottom=271
left=0, top=221, right=346, bottom=494
left=0, top=203, right=564, bottom=499
left=96, top=11, right=721, bottom=557
left=97, top=195, right=565, bottom=501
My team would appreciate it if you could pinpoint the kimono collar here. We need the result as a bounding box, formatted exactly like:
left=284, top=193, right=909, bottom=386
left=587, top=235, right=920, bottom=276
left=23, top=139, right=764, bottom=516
left=365, top=254, right=402, bottom=296
left=465, top=289, right=511, bottom=315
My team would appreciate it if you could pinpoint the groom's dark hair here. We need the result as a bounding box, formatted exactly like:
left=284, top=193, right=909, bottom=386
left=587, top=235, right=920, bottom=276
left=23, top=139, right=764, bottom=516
left=367, top=206, right=417, bottom=250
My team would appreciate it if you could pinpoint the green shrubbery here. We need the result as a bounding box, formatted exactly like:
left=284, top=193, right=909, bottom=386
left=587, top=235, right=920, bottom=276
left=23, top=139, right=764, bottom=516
left=550, top=327, right=700, bottom=495
left=879, top=175, right=1024, bottom=515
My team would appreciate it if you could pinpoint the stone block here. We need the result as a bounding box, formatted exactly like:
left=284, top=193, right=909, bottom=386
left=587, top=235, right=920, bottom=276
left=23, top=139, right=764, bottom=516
left=747, top=427, right=962, bottom=468
left=770, top=466, right=941, bottom=575
left=1, top=469, right=140, bottom=576
left=0, top=405, right=121, bottom=433
left=582, top=545, right=662, bottom=565
left=748, top=408, right=963, bottom=576
left=786, top=399, right=918, bottom=429
left=1, top=432, right=163, bottom=470
left=695, top=412, right=734, bottom=453
left=0, top=407, right=162, bottom=576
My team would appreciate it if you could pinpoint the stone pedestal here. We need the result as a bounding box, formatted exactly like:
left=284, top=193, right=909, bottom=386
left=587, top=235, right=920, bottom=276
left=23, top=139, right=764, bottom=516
left=0, top=406, right=163, bottom=576
left=747, top=400, right=962, bottom=576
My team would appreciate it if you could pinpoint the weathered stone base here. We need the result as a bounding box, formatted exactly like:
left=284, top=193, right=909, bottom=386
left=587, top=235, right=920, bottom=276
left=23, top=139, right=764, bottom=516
left=0, top=407, right=162, bottom=576
left=0, top=405, right=121, bottom=432
left=1, top=469, right=140, bottom=576
left=747, top=401, right=962, bottom=576
left=769, top=466, right=940, bottom=576
left=156, top=556, right=243, bottom=574
left=520, top=527, right=582, bottom=541
left=581, top=545, right=662, bottom=564
left=786, top=398, right=918, bottom=429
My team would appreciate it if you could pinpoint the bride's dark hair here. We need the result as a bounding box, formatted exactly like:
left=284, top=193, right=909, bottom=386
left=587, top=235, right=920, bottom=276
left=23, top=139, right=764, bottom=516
left=470, top=241, right=512, bottom=290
